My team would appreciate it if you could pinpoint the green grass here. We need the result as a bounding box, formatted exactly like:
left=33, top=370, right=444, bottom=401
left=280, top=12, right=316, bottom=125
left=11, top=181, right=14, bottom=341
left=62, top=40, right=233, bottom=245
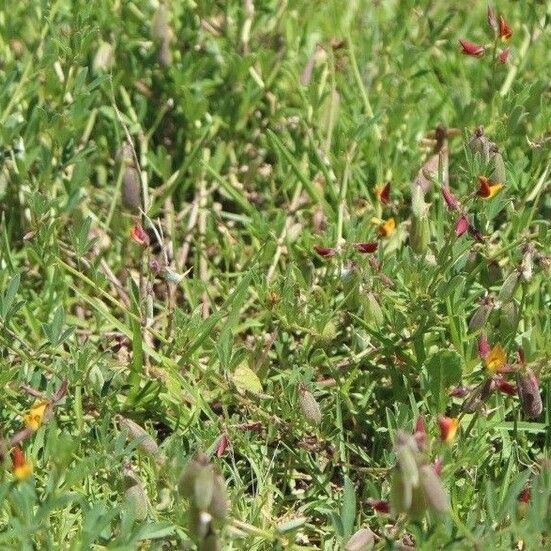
left=1, top=0, right=551, bottom=549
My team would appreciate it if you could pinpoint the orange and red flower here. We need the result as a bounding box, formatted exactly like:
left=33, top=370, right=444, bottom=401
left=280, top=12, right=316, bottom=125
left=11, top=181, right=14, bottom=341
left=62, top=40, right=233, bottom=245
left=11, top=446, right=33, bottom=480
left=438, top=416, right=459, bottom=444
left=478, top=175, right=503, bottom=198
left=499, top=16, right=513, bottom=41
left=130, top=224, right=150, bottom=246
left=375, top=182, right=391, bottom=205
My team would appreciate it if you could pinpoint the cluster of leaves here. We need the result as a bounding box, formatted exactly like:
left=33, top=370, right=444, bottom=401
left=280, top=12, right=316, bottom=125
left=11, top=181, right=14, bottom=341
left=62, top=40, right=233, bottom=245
left=0, top=0, right=550, bottom=549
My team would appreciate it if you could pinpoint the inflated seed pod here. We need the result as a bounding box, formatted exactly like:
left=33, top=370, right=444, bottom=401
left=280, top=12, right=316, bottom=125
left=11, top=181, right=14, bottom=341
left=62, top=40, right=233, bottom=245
left=117, top=416, right=164, bottom=463
left=179, top=453, right=210, bottom=497
left=208, top=471, right=230, bottom=521
left=364, top=292, right=383, bottom=326
left=122, top=166, right=141, bottom=212
left=344, top=528, right=375, bottom=551
left=151, top=3, right=171, bottom=42
left=341, top=263, right=360, bottom=309
left=468, top=301, right=493, bottom=332
left=200, top=533, right=221, bottom=551
left=410, top=214, right=430, bottom=254
left=395, top=436, right=419, bottom=489
left=499, top=300, right=519, bottom=333
left=298, top=385, right=322, bottom=426
left=390, top=469, right=412, bottom=513
left=158, top=38, right=172, bottom=67
left=93, top=41, right=114, bottom=72
left=124, top=480, right=148, bottom=521
left=498, top=271, right=520, bottom=303
left=491, top=151, right=506, bottom=184
left=517, top=368, right=543, bottom=419
left=408, top=483, right=428, bottom=520
left=193, top=462, right=215, bottom=511
left=419, top=464, right=450, bottom=513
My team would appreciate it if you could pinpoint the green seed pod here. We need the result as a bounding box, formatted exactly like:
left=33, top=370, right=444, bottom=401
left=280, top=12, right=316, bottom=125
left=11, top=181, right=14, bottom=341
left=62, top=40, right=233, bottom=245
left=390, top=469, right=412, bottom=513
left=93, top=41, right=114, bottom=72
left=189, top=507, right=212, bottom=540
left=395, top=439, right=419, bottom=489
left=158, top=38, right=172, bottom=67
left=124, top=481, right=148, bottom=521
left=419, top=464, right=450, bottom=514
left=409, top=215, right=430, bottom=254
left=491, top=151, right=506, bottom=185
left=341, top=264, right=360, bottom=309
left=408, top=484, right=428, bottom=520
left=208, top=471, right=230, bottom=522
left=364, top=292, right=383, bottom=326
left=517, top=368, right=543, bottom=419
left=345, top=528, right=375, bottom=551
left=152, top=3, right=171, bottom=43
left=200, top=533, right=221, bottom=551
left=179, top=453, right=210, bottom=498
left=481, top=260, right=503, bottom=287
left=499, top=300, right=519, bottom=333
left=468, top=302, right=492, bottom=333
left=498, top=271, right=520, bottom=303
left=122, top=166, right=142, bottom=212
left=117, top=416, right=164, bottom=463
left=298, top=385, right=322, bottom=426
left=194, top=463, right=215, bottom=511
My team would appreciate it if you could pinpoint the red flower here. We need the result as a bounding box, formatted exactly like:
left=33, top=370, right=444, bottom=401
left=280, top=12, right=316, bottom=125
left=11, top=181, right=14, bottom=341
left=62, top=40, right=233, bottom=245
left=498, top=49, right=510, bottom=64
left=478, top=333, right=491, bottom=359
left=499, top=16, right=512, bottom=41
left=375, top=182, right=391, bottom=205
left=216, top=433, right=230, bottom=457
left=442, top=186, right=460, bottom=210
left=455, top=215, right=469, bottom=237
left=130, top=224, right=150, bottom=246
left=449, top=386, right=471, bottom=398
left=433, top=457, right=444, bottom=477
left=517, top=488, right=531, bottom=504
left=459, top=39, right=485, bottom=57
left=438, top=416, right=459, bottom=444
left=494, top=376, right=516, bottom=396
left=355, top=242, right=378, bottom=254
left=368, top=499, right=390, bottom=513
left=314, top=245, right=336, bottom=258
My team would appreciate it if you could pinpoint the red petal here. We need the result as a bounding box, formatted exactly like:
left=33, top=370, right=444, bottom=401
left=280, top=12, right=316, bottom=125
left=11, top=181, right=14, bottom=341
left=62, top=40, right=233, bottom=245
left=478, top=333, right=491, bottom=359
left=498, top=48, right=510, bottom=64
left=499, top=16, right=512, bottom=40
left=442, top=186, right=460, bottom=210
left=518, top=488, right=531, bottom=503
left=216, top=434, right=230, bottom=457
left=314, top=245, right=336, bottom=257
left=494, top=377, right=516, bottom=396
left=379, top=182, right=391, bottom=205
left=455, top=215, right=469, bottom=237
left=130, top=225, right=150, bottom=246
left=368, top=499, right=390, bottom=513
left=478, top=175, right=492, bottom=197
left=355, top=242, right=378, bottom=254
left=433, top=457, right=444, bottom=477
left=459, top=39, right=485, bottom=57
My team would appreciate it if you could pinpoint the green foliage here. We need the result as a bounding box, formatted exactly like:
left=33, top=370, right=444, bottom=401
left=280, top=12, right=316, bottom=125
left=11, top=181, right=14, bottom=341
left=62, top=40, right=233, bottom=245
left=0, top=0, right=550, bottom=549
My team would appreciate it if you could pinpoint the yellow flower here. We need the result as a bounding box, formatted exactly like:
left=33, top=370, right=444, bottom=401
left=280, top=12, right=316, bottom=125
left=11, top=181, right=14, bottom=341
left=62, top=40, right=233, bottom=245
left=377, top=217, right=396, bottom=238
left=23, top=400, right=49, bottom=431
left=485, top=344, right=506, bottom=373
left=12, top=446, right=33, bottom=481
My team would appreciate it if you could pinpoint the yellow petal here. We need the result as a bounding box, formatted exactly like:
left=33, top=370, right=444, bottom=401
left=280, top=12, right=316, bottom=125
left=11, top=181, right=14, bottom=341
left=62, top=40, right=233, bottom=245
left=14, top=462, right=33, bottom=480
left=485, top=344, right=506, bottom=373
left=378, top=217, right=396, bottom=237
left=23, top=400, right=49, bottom=431
left=488, top=183, right=503, bottom=198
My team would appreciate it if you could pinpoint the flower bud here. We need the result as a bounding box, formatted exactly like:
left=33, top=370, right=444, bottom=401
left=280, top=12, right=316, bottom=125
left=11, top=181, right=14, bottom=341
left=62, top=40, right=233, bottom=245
left=517, top=368, right=543, bottom=419
left=459, top=39, right=485, bottom=57
left=298, top=385, right=322, bottom=426
left=345, top=528, right=375, bottom=551
left=438, top=416, right=459, bottom=444
left=441, top=186, right=460, bottom=210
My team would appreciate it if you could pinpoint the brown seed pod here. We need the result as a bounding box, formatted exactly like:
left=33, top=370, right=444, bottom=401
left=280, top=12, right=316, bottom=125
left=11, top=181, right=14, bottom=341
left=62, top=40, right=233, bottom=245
left=122, top=166, right=142, bottom=212
left=517, top=368, right=543, bottom=419
left=345, top=527, right=375, bottom=551
left=298, top=385, right=322, bottom=426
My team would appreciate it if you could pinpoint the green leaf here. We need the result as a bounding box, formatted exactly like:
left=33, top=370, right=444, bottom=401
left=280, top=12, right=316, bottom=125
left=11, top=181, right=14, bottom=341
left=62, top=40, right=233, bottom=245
left=425, top=350, right=462, bottom=411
